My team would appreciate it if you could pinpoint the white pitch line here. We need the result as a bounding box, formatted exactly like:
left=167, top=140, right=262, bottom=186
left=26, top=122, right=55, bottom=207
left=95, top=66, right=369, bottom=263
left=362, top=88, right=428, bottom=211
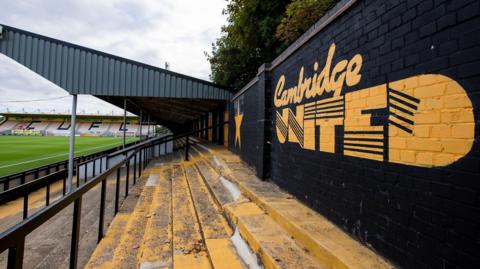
left=0, top=141, right=128, bottom=169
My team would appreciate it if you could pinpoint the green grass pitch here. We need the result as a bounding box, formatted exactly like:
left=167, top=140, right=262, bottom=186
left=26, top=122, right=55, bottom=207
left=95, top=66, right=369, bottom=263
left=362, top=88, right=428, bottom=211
left=0, top=136, right=138, bottom=177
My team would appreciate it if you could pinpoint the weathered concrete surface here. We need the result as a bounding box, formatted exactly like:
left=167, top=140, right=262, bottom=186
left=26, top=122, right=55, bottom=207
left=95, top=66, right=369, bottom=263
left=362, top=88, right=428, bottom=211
left=137, top=165, right=173, bottom=268
left=197, top=143, right=394, bottom=269
left=183, top=161, right=244, bottom=269
left=83, top=141, right=393, bottom=269
left=171, top=164, right=211, bottom=269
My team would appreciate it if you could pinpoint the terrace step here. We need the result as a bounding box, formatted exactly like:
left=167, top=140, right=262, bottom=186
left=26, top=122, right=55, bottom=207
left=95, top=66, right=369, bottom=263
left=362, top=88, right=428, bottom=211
left=234, top=204, right=325, bottom=269
left=196, top=143, right=394, bottom=269
left=85, top=169, right=150, bottom=269
left=183, top=161, right=243, bottom=269
left=108, top=176, right=155, bottom=268
left=86, top=150, right=245, bottom=269
left=136, top=165, right=173, bottom=269
left=171, top=163, right=210, bottom=269
left=190, top=146, right=325, bottom=269
left=89, top=141, right=393, bottom=269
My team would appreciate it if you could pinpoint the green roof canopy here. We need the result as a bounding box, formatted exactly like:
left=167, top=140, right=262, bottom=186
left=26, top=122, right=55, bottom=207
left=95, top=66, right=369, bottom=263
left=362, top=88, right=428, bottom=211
left=0, top=24, right=232, bottom=130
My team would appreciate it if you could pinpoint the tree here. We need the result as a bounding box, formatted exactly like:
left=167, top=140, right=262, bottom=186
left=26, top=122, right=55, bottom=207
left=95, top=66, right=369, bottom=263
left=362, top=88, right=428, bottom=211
left=276, top=0, right=338, bottom=45
left=208, top=0, right=338, bottom=91
left=207, top=0, right=290, bottom=91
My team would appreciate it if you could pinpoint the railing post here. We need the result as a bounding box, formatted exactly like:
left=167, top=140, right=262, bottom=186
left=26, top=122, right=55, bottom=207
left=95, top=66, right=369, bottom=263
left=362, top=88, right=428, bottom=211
left=93, top=159, right=97, bottom=177
left=138, top=151, right=142, bottom=178
left=139, top=149, right=143, bottom=172
left=114, top=168, right=120, bottom=215
left=5, top=178, right=9, bottom=191
left=63, top=175, right=67, bottom=196
left=84, top=164, right=87, bottom=183
left=76, top=164, right=80, bottom=188
left=125, top=160, right=130, bottom=198
left=185, top=136, right=189, bottom=161
left=70, top=198, right=82, bottom=269
left=7, top=238, right=25, bottom=269
left=46, top=179, right=50, bottom=206
left=23, top=193, right=28, bottom=220
left=98, top=178, right=106, bottom=243
left=143, top=149, right=146, bottom=168
left=133, top=153, right=137, bottom=184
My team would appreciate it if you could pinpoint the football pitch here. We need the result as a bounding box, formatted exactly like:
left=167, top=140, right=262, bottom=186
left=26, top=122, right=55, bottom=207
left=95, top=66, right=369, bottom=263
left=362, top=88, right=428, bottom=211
left=0, top=136, right=138, bottom=177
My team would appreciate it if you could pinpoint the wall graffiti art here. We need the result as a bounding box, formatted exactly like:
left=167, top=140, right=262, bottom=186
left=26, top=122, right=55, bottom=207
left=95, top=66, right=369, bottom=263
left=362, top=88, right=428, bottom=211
left=234, top=96, right=244, bottom=148
left=274, top=43, right=475, bottom=168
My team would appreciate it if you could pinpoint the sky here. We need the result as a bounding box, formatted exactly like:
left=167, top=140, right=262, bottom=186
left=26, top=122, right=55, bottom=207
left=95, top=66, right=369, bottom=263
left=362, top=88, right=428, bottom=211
left=0, top=0, right=227, bottom=115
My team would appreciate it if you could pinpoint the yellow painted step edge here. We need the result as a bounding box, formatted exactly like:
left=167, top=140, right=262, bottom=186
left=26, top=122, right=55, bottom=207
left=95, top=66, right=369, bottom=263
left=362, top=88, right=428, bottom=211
left=222, top=170, right=393, bottom=269
left=85, top=213, right=130, bottom=269
left=206, top=238, right=245, bottom=269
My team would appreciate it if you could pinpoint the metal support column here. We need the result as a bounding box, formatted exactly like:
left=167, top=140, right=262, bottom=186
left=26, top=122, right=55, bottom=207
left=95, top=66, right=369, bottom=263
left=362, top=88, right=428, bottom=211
left=67, top=94, right=77, bottom=193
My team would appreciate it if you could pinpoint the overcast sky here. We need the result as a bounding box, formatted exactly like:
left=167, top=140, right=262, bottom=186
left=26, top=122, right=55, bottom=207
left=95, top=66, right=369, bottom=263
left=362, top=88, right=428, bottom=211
left=0, top=0, right=227, bottom=115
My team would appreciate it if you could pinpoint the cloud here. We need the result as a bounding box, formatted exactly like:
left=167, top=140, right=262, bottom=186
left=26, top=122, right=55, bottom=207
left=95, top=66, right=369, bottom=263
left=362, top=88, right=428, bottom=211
left=0, top=0, right=227, bottom=115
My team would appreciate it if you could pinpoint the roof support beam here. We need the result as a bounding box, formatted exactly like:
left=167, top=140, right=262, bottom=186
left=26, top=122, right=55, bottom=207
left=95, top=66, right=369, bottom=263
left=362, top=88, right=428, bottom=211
left=0, top=24, right=232, bottom=100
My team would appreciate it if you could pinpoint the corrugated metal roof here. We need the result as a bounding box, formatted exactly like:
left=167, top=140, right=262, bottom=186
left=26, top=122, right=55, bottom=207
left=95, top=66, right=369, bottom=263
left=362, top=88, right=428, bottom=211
left=0, top=24, right=232, bottom=100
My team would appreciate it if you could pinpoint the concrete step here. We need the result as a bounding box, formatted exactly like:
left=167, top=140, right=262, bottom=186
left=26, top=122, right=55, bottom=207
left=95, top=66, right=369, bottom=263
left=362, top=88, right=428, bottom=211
left=171, top=164, right=211, bottom=269
left=86, top=153, right=244, bottom=269
left=190, top=146, right=324, bottom=269
left=85, top=170, right=151, bottom=269
left=109, top=176, right=155, bottom=268
left=194, top=158, right=236, bottom=207
left=183, top=161, right=244, bottom=269
left=230, top=202, right=326, bottom=269
left=84, top=213, right=130, bottom=268
left=136, top=165, right=173, bottom=269
left=199, top=143, right=394, bottom=269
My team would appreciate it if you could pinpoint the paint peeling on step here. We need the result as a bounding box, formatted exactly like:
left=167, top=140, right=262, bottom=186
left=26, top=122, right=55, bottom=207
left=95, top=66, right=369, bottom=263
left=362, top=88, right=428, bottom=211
left=220, top=176, right=241, bottom=201
left=140, top=261, right=172, bottom=269
left=213, top=156, right=221, bottom=167
left=146, top=174, right=159, bottom=186
left=231, top=228, right=262, bottom=269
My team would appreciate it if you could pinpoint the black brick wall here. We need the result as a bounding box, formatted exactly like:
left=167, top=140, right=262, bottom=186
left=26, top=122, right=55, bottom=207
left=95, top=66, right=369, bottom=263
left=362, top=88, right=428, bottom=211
left=230, top=0, right=480, bottom=268
left=229, top=81, right=264, bottom=172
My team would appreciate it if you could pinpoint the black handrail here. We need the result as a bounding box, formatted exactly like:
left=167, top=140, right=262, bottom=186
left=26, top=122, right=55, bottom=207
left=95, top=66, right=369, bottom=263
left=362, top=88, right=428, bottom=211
left=0, top=135, right=171, bottom=219
left=107, top=134, right=173, bottom=158
left=0, top=140, right=140, bottom=192
left=0, top=122, right=228, bottom=269
left=0, top=170, right=68, bottom=212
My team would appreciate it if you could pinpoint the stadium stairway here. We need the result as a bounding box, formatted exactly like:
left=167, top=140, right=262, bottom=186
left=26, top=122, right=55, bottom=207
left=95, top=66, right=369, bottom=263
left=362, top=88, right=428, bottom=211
left=85, top=141, right=394, bottom=269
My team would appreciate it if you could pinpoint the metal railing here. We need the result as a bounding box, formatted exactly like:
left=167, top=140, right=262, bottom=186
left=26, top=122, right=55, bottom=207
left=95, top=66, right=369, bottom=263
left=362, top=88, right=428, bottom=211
left=0, top=170, right=68, bottom=220
left=0, top=134, right=172, bottom=225
left=0, top=140, right=140, bottom=192
left=0, top=122, right=226, bottom=269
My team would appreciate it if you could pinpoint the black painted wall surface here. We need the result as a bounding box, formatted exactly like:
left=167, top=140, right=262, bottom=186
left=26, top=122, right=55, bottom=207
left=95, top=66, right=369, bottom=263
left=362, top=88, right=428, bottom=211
left=229, top=0, right=480, bottom=268
left=229, top=81, right=264, bottom=171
